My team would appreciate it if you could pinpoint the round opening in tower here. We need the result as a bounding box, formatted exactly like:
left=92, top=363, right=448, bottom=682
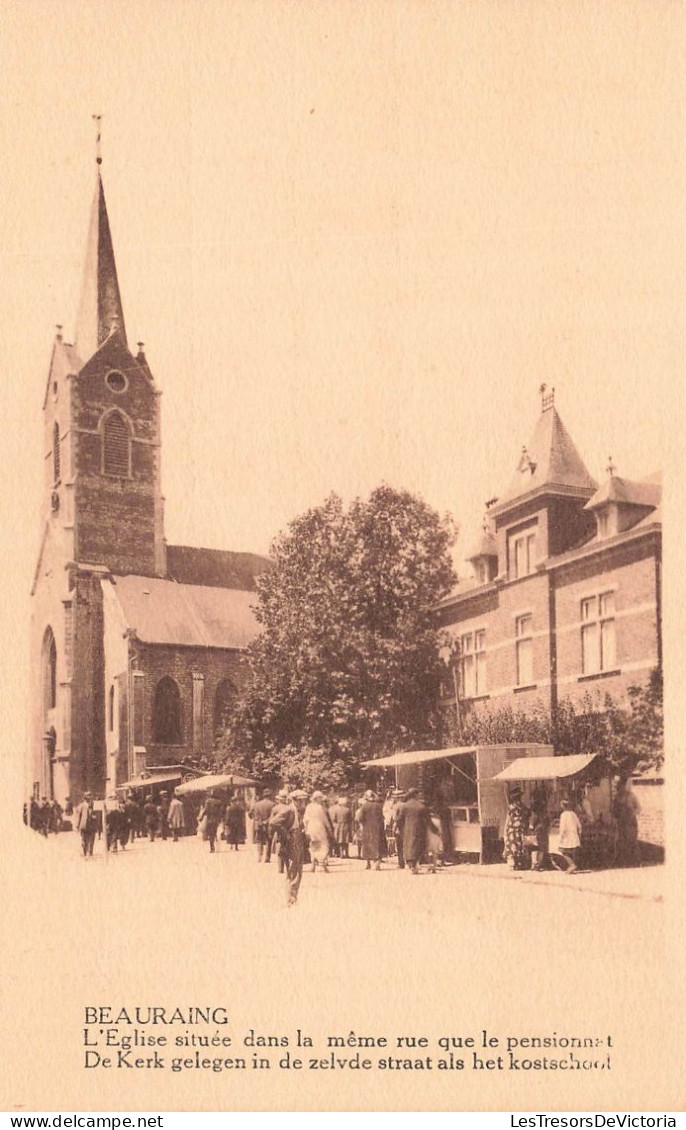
left=105, top=369, right=127, bottom=393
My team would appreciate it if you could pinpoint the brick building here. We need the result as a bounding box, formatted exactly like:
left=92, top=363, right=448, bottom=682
left=29, top=162, right=268, bottom=805
left=435, top=388, right=662, bottom=726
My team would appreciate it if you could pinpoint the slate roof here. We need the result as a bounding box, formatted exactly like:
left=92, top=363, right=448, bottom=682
left=108, top=574, right=261, bottom=649
left=74, top=172, right=128, bottom=363
left=493, top=406, right=597, bottom=511
left=584, top=474, right=662, bottom=511
left=166, top=545, right=270, bottom=591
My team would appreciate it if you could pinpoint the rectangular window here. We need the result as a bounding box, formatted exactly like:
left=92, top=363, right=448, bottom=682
left=581, top=592, right=616, bottom=674
left=457, top=630, right=487, bottom=699
left=515, top=614, right=533, bottom=686
left=509, top=527, right=537, bottom=579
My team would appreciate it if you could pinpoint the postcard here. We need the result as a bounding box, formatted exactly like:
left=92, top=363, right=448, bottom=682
left=0, top=0, right=683, bottom=1114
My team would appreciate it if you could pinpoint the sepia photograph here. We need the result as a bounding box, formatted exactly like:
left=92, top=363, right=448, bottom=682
left=0, top=0, right=684, bottom=1115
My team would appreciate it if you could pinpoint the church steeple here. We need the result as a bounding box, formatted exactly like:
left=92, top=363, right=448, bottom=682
left=74, top=165, right=127, bottom=363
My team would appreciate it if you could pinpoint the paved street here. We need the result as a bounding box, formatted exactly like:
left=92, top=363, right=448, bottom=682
left=2, top=826, right=674, bottom=1111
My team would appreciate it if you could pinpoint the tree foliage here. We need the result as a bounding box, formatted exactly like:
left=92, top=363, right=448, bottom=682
left=217, top=485, right=457, bottom=783
left=444, top=668, right=664, bottom=777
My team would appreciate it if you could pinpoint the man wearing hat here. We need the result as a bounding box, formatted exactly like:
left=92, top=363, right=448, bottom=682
left=268, top=790, right=308, bottom=905
left=74, top=791, right=97, bottom=858
left=249, top=788, right=275, bottom=863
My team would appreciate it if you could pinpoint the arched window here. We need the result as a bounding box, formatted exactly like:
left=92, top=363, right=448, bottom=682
left=102, top=410, right=130, bottom=477
left=53, top=422, right=61, bottom=483
left=213, top=679, right=236, bottom=738
left=108, top=684, right=115, bottom=732
left=42, top=628, right=57, bottom=712
left=153, top=677, right=181, bottom=744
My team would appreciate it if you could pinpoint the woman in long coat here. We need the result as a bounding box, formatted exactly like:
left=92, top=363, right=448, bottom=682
left=394, top=789, right=429, bottom=873
left=303, top=792, right=334, bottom=871
left=355, top=790, right=385, bottom=870
left=224, top=793, right=246, bottom=850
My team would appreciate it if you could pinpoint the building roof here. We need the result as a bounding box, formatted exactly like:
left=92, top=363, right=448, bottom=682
left=108, top=574, right=261, bottom=649
left=466, top=524, right=497, bottom=561
left=493, top=405, right=597, bottom=512
left=584, top=474, right=662, bottom=512
left=166, top=544, right=270, bottom=590
left=74, top=171, right=127, bottom=363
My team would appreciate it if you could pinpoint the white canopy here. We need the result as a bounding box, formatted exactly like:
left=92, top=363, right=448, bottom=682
left=491, top=753, right=599, bottom=782
left=362, top=744, right=552, bottom=769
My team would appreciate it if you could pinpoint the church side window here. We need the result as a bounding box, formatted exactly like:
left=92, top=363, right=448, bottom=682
left=53, top=423, right=61, bottom=484
left=153, top=676, right=182, bottom=744
left=108, top=684, right=115, bottom=731
left=102, top=410, right=131, bottom=477
left=43, top=628, right=57, bottom=712
left=213, top=679, right=236, bottom=739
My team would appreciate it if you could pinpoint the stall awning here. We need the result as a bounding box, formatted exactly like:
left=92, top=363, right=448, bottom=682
left=362, top=747, right=480, bottom=769
left=491, top=753, right=598, bottom=782
left=118, top=772, right=189, bottom=790
left=362, top=744, right=552, bottom=770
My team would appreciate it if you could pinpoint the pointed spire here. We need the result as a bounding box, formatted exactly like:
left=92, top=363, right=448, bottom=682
left=493, top=393, right=597, bottom=512
left=74, top=130, right=127, bottom=363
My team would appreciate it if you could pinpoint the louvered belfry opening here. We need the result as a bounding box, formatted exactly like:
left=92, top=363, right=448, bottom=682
left=102, top=410, right=130, bottom=476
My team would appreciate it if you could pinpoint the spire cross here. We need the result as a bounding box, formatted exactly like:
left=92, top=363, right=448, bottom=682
left=606, top=455, right=616, bottom=477
left=92, top=114, right=103, bottom=165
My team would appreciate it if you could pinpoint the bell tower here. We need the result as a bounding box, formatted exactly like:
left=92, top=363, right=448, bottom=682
left=30, top=133, right=166, bottom=804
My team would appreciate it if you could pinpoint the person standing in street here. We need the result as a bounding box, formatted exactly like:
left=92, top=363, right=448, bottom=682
left=250, top=789, right=275, bottom=862
left=395, top=788, right=429, bottom=874
left=168, top=790, right=185, bottom=842
left=268, top=789, right=308, bottom=906
left=74, top=792, right=97, bottom=858
left=269, top=791, right=290, bottom=873
left=329, top=796, right=353, bottom=859
left=557, top=797, right=582, bottom=873
left=355, top=790, right=385, bottom=871
left=303, top=791, right=334, bottom=872
left=224, top=792, right=246, bottom=850
left=143, top=795, right=158, bottom=842
left=199, top=789, right=224, bottom=853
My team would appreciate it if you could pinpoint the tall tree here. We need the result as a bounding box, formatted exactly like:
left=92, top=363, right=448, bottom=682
left=219, top=486, right=457, bottom=781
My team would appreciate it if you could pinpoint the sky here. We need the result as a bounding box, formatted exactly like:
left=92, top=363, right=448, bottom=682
left=1, top=0, right=684, bottom=730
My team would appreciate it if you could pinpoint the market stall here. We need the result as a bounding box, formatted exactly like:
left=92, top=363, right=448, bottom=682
left=361, top=744, right=553, bottom=862
left=490, top=752, right=617, bottom=868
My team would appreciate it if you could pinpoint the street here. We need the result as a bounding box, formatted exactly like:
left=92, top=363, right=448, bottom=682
left=1, top=826, right=673, bottom=1111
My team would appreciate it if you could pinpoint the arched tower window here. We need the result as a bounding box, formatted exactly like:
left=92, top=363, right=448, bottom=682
left=102, top=410, right=131, bottom=477
left=213, top=679, right=236, bottom=738
left=53, top=422, right=61, bottom=483
left=42, top=628, right=57, bottom=713
left=153, top=677, right=181, bottom=744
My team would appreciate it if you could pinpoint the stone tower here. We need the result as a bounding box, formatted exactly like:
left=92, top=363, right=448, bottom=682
left=29, top=157, right=165, bottom=803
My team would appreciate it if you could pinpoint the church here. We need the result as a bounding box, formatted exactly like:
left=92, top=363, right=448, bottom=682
left=29, top=157, right=268, bottom=805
